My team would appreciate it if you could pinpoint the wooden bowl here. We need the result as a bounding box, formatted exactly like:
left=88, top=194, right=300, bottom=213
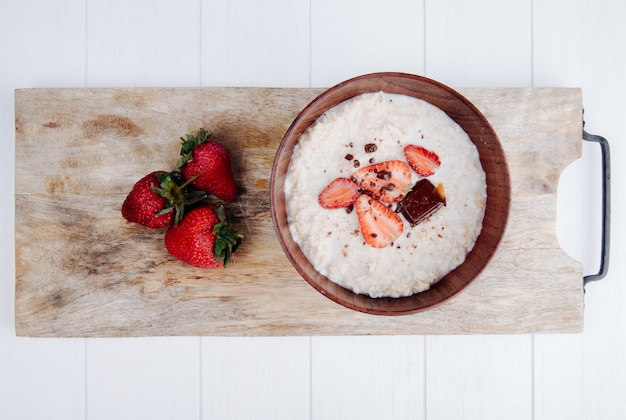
left=270, top=72, right=510, bottom=315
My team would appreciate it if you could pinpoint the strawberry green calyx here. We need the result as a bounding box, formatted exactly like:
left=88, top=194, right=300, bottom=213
left=212, top=205, right=244, bottom=267
left=152, top=171, right=207, bottom=226
left=177, top=128, right=212, bottom=169
left=176, top=127, right=238, bottom=202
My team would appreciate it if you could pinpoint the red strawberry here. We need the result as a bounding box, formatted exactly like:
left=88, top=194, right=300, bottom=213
left=350, top=160, right=412, bottom=203
left=355, top=194, right=404, bottom=248
left=177, top=128, right=238, bottom=202
left=164, top=205, right=243, bottom=268
left=403, top=144, right=441, bottom=177
left=318, top=178, right=359, bottom=209
left=122, top=171, right=206, bottom=228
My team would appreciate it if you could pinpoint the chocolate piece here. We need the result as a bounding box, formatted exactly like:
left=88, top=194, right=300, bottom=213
left=376, top=170, right=391, bottom=180
left=364, top=143, right=377, bottom=153
left=396, top=179, right=445, bottom=226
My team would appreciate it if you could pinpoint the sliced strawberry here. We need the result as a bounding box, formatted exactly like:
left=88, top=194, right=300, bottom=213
left=404, top=144, right=441, bottom=177
left=318, top=178, right=359, bottom=209
left=350, top=160, right=412, bottom=203
left=355, top=194, right=404, bottom=248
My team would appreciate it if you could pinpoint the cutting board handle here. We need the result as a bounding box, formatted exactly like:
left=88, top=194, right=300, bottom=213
left=582, top=127, right=611, bottom=286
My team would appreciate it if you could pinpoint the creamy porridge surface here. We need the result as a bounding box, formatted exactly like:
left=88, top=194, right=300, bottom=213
left=284, top=91, right=487, bottom=298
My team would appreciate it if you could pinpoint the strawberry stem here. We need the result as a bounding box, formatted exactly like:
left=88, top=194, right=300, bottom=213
left=177, top=128, right=213, bottom=169
left=152, top=171, right=209, bottom=226
left=212, top=205, right=244, bottom=267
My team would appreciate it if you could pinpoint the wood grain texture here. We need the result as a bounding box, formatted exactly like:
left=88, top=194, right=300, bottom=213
left=14, top=86, right=582, bottom=337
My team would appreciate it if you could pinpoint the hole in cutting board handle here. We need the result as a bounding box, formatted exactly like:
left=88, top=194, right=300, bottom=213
left=556, top=158, right=583, bottom=263
left=555, top=129, right=610, bottom=286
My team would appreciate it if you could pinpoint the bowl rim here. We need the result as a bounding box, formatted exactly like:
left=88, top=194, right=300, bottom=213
left=270, top=72, right=511, bottom=315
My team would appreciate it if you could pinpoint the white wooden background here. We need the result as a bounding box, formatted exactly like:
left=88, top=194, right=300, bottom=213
left=1, top=0, right=624, bottom=419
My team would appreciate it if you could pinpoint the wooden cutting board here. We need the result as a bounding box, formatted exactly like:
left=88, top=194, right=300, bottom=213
left=14, top=87, right=583, bottom=337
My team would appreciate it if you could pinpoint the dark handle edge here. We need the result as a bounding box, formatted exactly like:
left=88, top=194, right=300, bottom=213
left=582, top=126, right=611, bottom=286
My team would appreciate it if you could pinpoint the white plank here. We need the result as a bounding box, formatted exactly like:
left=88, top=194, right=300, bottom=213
left=0, top=338, right=85, bottom=420
left=86, top=337, right=200, bottom=420
left=0, top=0, right=86, bottom=89
left=535, top=0, right=586, bottom=265
left=534, top=334, right=584, bottom=420
left=311, top=336, right=425, bottom=420
left=201, top=0, right=310, bottom=87
left=198, top=3, right=312, bottom=418
left=532, top=3, right=587, bottom=419
left=426, top=335, right=532, bottom=420
left=3, top=2, right=626, bottom=420
left=310, top=0, right=424, bottom=87
left=308, top=3, right=425, bottom=418
left=83, top=2, right=203, bottom=419
left=535, top=2, right=626, bottom=420
left=578, top=1, right=626, bottom=419
left=86, top=0, right=201, bottom=87
left=201, top=337, right=310, bottom=420
left=425, top=0, right=532, bottom=87
left=533, top=0, right=584, bottom=88
left=424, top=2, right=534, bottom=419
left=0, top=1, right=86, bottom=419
left=199, top=4, right=313, bottom=420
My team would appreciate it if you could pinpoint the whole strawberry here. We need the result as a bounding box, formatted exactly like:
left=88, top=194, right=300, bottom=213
left=122, top=171, right=206, bottom=228
left=177, top=128, right=238, bottom=202
left=164, top=205, right=243, bottom=268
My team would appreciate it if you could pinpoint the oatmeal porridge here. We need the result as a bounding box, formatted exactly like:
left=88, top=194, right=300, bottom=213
left=284, top=91, right=487, bottom=298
